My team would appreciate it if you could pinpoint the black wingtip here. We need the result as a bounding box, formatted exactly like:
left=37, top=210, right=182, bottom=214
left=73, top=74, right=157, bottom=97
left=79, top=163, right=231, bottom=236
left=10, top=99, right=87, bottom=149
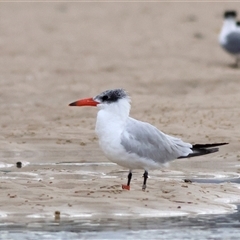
left=178, top=147, right=219, bottom=159
left=178, top=143, right=228, bottom=159
left=192, top=143, right=228, bottom=149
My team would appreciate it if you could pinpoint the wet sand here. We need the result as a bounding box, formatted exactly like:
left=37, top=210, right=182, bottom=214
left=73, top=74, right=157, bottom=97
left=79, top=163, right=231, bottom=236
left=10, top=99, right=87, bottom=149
left=1, top=2, right=240, bottom=222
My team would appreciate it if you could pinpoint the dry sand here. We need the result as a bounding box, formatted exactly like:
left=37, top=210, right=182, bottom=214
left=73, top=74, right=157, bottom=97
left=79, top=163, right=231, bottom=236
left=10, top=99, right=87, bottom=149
left=1, top=2, right=240, bottom=223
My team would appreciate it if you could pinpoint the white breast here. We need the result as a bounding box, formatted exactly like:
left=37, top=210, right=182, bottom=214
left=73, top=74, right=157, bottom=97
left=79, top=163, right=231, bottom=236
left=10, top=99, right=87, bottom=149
left=219, top=19, right=237, bottom=45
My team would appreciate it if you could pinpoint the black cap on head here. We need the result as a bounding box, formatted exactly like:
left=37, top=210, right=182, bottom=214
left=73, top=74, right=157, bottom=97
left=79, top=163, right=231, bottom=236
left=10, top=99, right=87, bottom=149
left=224, top=10, right=237, bottom=18
left=95, top=89, right=128, bottom=104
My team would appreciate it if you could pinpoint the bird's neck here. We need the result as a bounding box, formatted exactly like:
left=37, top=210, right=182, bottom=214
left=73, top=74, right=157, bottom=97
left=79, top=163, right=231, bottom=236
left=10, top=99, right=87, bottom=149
left=95, top=99, right=130, bottom=140
left=219, top=18, right=236, bottom=45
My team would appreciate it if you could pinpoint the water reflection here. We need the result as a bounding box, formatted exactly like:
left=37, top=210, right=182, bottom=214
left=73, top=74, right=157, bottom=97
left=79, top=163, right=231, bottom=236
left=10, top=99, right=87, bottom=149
left=0, top=150, right=240, bottom=239
left=0, top=206, right=240, bottom=239
left=191, top=178, right=240, bottom=184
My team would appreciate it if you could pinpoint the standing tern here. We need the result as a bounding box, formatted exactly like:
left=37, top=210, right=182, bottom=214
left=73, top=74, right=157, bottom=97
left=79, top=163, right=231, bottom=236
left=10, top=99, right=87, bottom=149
left=69, top=89, right=228, bottom=191
left=219, top=10, right=240, bottom=67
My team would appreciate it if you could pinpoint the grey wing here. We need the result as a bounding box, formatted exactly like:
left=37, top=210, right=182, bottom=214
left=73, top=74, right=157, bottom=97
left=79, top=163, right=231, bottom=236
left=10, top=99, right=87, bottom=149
left=121, top=118, right=192, bottom=164
left=224, top=32, right=240, bottom=54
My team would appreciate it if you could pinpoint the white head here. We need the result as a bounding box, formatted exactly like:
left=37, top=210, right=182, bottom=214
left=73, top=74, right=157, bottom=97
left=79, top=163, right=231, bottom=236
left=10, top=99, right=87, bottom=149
left=219, top=10, right=237, bottom=44
left=69, top=89, right=131, bottom=118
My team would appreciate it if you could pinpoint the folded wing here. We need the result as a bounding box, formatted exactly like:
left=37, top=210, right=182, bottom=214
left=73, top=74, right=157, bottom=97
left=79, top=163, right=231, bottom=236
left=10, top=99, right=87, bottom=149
left=121, top=118, right=192, bottom=164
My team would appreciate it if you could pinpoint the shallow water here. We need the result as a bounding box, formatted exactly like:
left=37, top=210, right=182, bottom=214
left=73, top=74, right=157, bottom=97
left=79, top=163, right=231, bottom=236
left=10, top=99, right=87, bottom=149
left=191, top=177, right=240, bottom=184
left=0, top=206, right=240, bottom=239
left=0, top=154, right=240, bottom=239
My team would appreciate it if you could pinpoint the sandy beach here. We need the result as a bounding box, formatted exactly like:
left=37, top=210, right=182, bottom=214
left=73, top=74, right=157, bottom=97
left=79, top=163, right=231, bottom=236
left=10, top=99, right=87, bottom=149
left=1, top=2, right=240, bottom=223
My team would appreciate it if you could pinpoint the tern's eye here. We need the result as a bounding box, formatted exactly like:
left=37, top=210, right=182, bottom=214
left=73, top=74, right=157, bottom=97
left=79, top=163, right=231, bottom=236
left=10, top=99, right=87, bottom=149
left=102, top=95, right=109, bottom=101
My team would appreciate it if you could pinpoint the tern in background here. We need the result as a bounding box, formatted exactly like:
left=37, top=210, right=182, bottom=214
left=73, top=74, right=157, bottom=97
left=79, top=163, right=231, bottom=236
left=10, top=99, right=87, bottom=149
left=219, top=10, right=240, bottom=67
left=69, top=89, right=228, bottom=191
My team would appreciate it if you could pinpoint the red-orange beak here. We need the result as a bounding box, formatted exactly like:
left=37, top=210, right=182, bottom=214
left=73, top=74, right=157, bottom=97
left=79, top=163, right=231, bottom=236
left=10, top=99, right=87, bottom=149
left=69, top=97, right=99, bottom=107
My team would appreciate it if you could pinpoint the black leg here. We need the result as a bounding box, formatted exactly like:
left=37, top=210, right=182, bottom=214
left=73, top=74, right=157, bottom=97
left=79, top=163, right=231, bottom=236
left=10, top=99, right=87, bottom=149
left=122, top=170, right=132, bottom=190
left=233, top=58, right=240, bottom=68
left=142, top=170, right=148, bottom=191
left=127, top=171, right=132, bottom=186
left=235, top=59, right=239, bottom=68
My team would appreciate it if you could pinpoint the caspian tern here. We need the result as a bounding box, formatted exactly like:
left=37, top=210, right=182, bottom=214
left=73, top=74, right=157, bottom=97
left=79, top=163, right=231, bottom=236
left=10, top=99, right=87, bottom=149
left=69, top=89, right=228, bottom=191
left=219, top=10, right=240, bottom=67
